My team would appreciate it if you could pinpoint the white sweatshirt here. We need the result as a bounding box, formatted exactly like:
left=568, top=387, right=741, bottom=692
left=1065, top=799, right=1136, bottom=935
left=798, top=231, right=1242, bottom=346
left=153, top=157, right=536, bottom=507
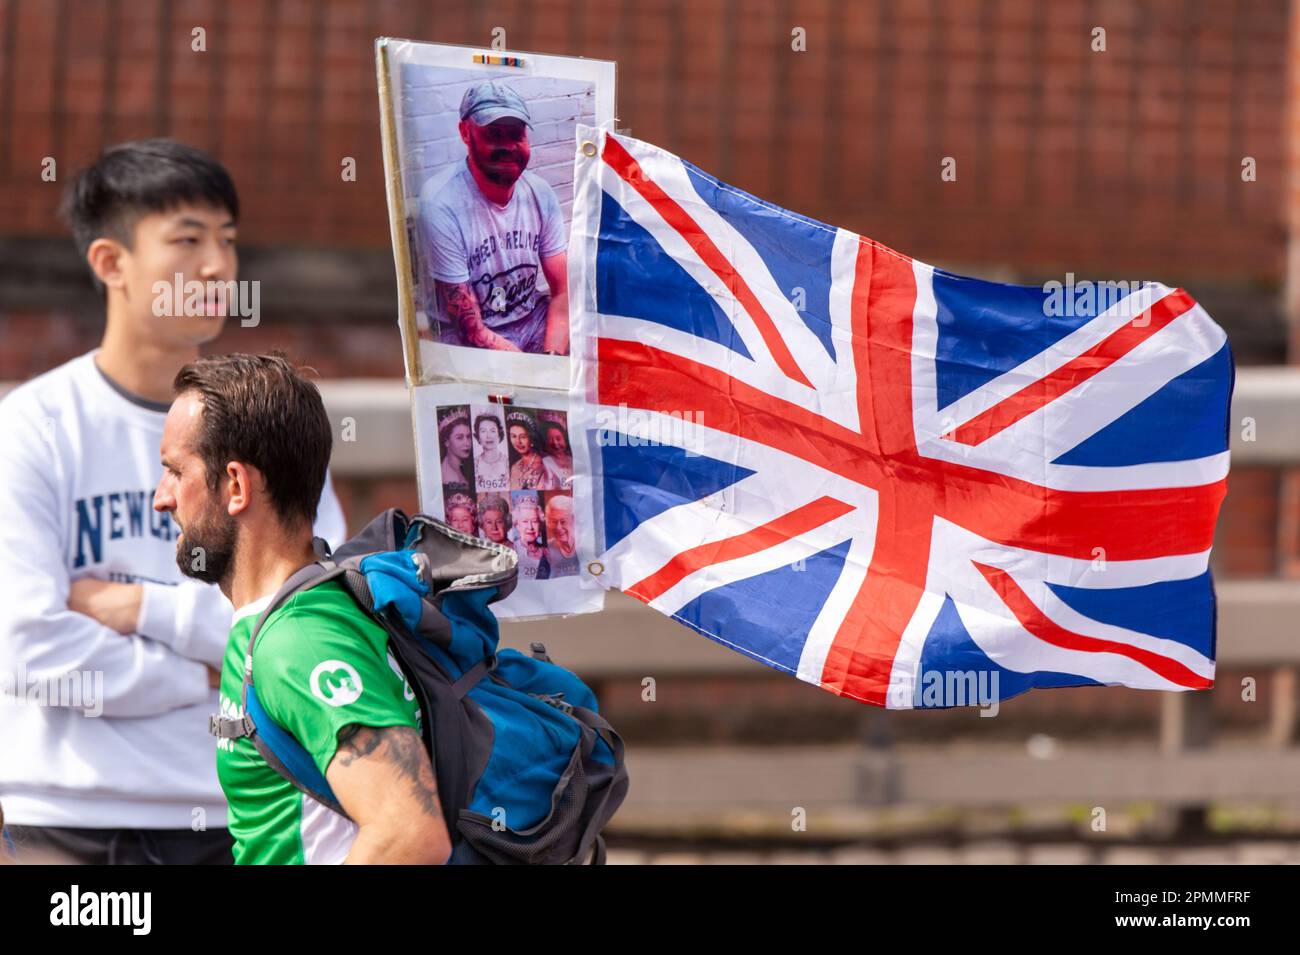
left=0, top=351, right=347, bottom=829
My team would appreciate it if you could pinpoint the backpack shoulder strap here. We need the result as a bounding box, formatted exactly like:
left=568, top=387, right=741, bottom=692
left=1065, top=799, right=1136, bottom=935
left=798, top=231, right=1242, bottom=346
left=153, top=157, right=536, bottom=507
left=209, top=561, right=352, bottom=817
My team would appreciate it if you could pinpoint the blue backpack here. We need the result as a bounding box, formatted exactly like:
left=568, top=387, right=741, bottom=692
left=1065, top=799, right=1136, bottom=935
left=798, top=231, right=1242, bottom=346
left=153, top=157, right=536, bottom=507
left=210, top=508, right=628, bottom=864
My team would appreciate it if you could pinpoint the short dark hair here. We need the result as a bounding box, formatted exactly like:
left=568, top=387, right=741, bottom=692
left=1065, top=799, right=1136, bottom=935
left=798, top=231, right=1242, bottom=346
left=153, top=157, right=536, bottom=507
left=173, top=353, right=331, bottom=529
left=474, top=413, right=503, bottom=441
left=506, top=414, right=540, bottom=453
left=540, top=419, right=570, bottom=451
left=61, top=139, right=239, bottom=293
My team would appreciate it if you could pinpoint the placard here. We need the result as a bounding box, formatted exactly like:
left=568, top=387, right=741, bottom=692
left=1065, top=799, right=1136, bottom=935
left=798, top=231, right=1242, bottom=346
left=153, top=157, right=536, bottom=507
left=377, top=38, right=616, bottom=390
left=411, top=382, right=603, bottom=620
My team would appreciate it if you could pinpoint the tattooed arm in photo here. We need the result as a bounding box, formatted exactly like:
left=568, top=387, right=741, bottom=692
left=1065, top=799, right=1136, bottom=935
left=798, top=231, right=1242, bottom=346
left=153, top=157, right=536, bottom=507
left=327, top=723, right=451, bottom=864
left=434, top=279, right=521, bottom=351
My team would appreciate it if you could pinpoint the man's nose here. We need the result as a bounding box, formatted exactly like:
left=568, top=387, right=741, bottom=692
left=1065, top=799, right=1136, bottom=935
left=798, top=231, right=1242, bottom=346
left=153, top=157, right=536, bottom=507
left=199, top=240, right=232, bottom=281
left=153, top=483, right=172, bottom=512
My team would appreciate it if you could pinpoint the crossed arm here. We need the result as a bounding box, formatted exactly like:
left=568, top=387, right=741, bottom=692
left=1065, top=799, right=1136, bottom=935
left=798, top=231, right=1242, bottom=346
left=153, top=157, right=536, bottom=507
left=64, top=475, right=347, bottom=680
left=326, top=723, right=453, bottom=865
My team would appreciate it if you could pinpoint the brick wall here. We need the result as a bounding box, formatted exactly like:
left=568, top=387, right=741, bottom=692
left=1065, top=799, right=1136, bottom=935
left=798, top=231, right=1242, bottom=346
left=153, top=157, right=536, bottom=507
left=0, top=0, right=1291, bottom=578
left=1278, top=0, right=1300, bottom=576
left=0, top=0, right=1287, bottom=273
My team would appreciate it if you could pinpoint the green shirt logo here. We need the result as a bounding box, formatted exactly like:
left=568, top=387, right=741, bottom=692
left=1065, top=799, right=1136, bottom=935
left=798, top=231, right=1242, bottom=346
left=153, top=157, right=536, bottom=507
left=218, top=581, right=421, bottom=864
left=310, top=660, right=363, bottom=706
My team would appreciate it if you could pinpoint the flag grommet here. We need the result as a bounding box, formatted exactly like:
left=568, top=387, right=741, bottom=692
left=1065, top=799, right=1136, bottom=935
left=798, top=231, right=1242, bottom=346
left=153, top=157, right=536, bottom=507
left=587, top=560, right=605, bottom=576
left=581, top=140, right=597, bottom=157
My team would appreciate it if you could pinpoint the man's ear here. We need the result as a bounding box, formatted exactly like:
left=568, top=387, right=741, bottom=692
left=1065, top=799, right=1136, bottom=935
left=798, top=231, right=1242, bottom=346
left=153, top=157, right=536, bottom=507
left=457, top=119, right=471, bottom=146
left=86, top=237, right=128, bottom=292
left=225, top=461, right=254, bottom=517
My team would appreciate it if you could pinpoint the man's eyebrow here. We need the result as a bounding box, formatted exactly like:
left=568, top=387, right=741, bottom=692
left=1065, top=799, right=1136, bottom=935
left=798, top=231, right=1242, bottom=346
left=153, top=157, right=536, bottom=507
left=172, top=217, right=237, bottom=230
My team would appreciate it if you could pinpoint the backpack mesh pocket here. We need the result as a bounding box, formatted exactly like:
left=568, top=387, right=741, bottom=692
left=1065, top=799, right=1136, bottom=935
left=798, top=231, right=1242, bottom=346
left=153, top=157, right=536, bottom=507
left=456, top=743, right=595, bottom=864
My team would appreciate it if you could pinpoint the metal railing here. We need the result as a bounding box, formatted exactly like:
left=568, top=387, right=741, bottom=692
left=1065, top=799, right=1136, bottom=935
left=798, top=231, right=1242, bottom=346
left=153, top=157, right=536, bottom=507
left=309, top=369, right=1300, bottom=812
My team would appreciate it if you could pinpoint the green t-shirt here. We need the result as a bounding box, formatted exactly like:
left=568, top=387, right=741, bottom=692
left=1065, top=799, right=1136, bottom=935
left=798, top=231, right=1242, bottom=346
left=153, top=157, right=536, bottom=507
left=215, top=579, right=421, bottom=865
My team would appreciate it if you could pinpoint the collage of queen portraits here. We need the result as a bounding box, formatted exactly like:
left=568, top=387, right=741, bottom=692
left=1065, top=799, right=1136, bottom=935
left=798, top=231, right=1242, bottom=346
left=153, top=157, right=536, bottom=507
left=435, top=402, right=578, bottom=583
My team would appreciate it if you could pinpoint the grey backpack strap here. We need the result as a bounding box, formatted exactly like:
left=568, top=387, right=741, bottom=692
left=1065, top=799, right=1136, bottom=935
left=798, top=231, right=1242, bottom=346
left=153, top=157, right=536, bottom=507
left=248, top=561, right=342, bottom=642
left=565, top=705, right=629, bottom=866
left=208, top=561, right=344, bottom=741
left=242, top=561, right=344, bottom=696
left=209, top=711, right=255, bottom=739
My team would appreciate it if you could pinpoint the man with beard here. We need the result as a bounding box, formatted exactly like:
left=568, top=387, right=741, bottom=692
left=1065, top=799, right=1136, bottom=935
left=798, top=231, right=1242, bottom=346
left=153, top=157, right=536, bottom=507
left=154, top=354, right=449, bottom=864
left=0, top=142, right=346, bottom=864
left=418, top=80, right=569, bottom=354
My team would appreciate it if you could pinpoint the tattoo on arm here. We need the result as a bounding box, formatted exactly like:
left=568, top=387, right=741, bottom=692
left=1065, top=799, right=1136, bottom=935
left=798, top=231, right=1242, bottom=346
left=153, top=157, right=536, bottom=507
left=436, top=280, right=500, bottom=349
left=335, top=724, right=441, bottom=817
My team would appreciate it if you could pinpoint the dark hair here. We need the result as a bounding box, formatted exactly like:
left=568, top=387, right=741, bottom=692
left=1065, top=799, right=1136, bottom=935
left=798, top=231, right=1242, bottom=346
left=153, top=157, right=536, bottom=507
left=61, top=139, right=239, bottom=293
left=439, top=416, right=471, bottom=453
left=439, top=415, right=473, bottom=485
left=173, top=353, right=330, bottom=529
left=506, top=416, right=540, bottom=458
left=540, top=420, right=570, bottom=454
left=474, top=413, right=503, bottom=442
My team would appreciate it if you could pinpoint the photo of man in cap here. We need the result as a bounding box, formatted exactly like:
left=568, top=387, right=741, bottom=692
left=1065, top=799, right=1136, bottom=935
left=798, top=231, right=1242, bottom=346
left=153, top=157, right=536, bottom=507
left=417, top=79, right=570, bottom=355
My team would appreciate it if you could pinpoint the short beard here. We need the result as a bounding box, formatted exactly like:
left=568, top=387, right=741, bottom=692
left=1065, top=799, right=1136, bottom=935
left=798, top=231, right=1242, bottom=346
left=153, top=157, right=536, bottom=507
left=481, top=167, right=519, bottom=186
left=176, top=505, right=238, bottom=587
left=476, top=154, right=524, bottom=187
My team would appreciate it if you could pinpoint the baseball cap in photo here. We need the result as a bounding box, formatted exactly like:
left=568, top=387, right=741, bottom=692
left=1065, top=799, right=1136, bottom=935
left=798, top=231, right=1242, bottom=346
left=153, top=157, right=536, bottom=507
left=459, top=80, right=534, bottom=128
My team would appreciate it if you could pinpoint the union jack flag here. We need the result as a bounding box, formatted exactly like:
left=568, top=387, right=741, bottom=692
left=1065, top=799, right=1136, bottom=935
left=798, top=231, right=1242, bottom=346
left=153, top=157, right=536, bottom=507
left=567, top=127, right=1232, bottom=709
